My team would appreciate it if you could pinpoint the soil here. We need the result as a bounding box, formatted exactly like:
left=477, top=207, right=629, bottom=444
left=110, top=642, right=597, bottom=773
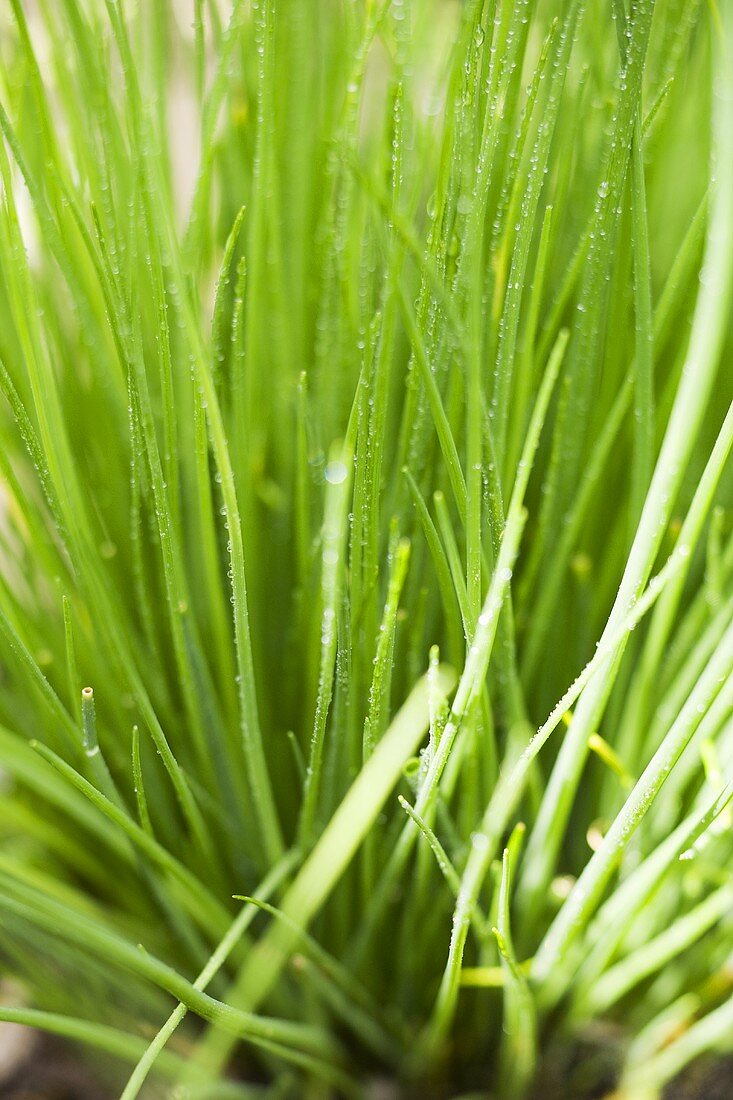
left=661, top=1055, right=733, bottom=1099
left=528, top=1023, right=625, bottom=1100
left=527, top=1027, right=733, bottom=1100
left=0, top=1036, right=108, bottom=1100
left=1, top=1036, right=731, bottom=1099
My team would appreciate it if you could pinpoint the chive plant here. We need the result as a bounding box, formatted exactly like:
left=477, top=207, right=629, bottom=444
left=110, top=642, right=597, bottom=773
left=0, top=1, right=731, bottom=1097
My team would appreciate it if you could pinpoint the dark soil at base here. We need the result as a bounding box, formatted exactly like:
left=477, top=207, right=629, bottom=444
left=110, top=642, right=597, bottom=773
left=0, top=1037, right=108, bottom=1100
left=662, top=1055, right=733, bottom=1099
left=2, top=1037, right=732, bottom=1099
left=529, top=1029, right=733, bottom=1100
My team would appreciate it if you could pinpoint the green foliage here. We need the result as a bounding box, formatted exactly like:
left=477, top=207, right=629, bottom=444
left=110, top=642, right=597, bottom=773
left=0, top=1, right=731, bottom=1097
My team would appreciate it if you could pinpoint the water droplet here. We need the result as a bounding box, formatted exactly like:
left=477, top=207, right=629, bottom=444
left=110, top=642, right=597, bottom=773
left=325, top=461, right=348, bottom=485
